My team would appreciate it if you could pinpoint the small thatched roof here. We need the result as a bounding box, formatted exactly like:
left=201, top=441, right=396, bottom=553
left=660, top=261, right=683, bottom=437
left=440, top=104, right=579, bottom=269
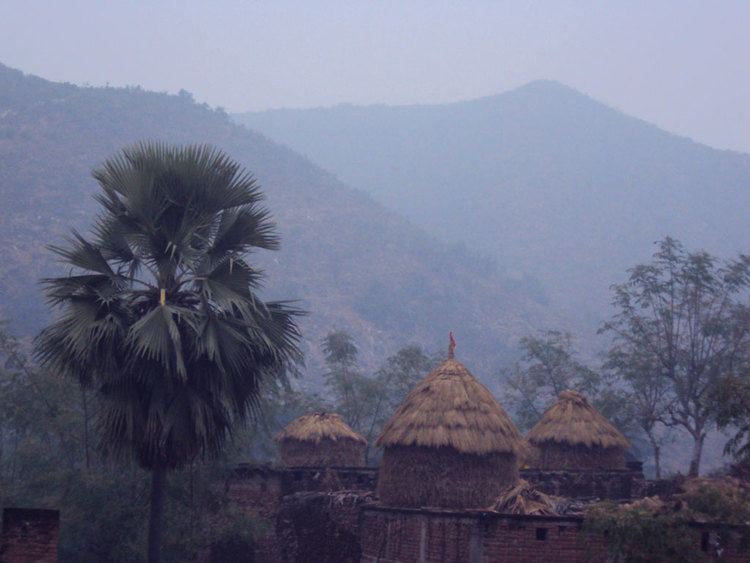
left=376, top=358, right=524, bottom=456
left=274, top=412, right=366, bottom=445
left=490, top=479, right=559, bottom=515
left=527, top=390, right=630, bottom=449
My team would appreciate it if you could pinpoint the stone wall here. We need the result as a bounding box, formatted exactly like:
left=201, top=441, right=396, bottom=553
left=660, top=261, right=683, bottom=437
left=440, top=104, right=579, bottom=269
left=360, top=505, right=750, bottom=563
left=1, top=508, right=59, bottom=563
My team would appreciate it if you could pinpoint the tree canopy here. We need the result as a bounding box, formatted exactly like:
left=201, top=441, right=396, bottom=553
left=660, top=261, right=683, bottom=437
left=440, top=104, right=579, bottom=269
left=603, top=237, right=750, bottom=476
left=35, top=143, right=302, bottom=561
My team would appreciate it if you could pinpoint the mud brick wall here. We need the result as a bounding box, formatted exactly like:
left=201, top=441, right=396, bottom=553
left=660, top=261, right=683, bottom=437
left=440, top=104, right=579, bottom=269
left=480, top=516, right=608, bottom=563
left=226, top=468, right=285, bottom=563
left=1, top=508, right=60, bottom=563
left=521, top=468, right=646, bottom=500
left=276, top=491, right=374, bottom=563
left=227, top=465, right=377, bottom=517
left=281, top=467, right=377, bottom=495
left=227, top=463, right=641, bottom=508
left=360, top=506, right=749, bottom=563
left=227, top=465, right=377, bottom=562
left=228, top=467, right=285, bottom=518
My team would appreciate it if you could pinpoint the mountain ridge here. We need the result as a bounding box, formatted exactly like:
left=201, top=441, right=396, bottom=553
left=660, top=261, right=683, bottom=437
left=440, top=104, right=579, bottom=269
left=234, top=81, right=750, bottom=331
left=246, top=79, right=747, bottom=156
left=0, top=62, right=557, bottom=379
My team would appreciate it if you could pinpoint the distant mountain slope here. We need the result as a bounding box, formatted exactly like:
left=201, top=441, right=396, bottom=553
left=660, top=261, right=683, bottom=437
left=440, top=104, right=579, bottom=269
left=235, top=82, right=750, bottom=329
left=0, top=63, right=556, bottom=377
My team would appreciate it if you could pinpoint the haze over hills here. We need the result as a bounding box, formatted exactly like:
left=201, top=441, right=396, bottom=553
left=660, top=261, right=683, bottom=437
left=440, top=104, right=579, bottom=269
left=0, top=63, right=559, bottom=380
left=235, top=82, right=750, bottom=331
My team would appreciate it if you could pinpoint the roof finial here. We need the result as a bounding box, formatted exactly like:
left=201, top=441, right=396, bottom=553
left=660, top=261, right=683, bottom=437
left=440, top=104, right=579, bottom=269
left=448, top=331, right=456, bottom=359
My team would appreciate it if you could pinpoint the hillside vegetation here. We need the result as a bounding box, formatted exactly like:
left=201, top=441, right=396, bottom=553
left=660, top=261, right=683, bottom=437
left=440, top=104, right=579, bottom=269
left=235, top=82, right=750, bottom=328
left=0, top=63, right=556, bottom=377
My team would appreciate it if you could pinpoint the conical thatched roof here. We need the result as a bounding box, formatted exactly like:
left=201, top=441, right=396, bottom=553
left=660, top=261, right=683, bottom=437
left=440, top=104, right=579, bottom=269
left=527, top=390, right=629, bottom=449
left=376, top=358, right=524, bottom=455
left=274, top=412, right=366, bottom=445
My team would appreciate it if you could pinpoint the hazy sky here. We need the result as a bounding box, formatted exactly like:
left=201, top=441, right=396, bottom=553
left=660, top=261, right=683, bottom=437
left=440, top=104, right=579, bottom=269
left=2, top=1, right=748, bottom=152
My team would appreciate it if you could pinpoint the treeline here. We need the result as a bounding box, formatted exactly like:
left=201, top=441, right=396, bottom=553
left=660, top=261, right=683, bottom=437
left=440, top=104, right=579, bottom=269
left=0, top=321, right=435, bottom=561
left=3, top=234, right=750, bottom=559
left=0, top=324, right=262, bottom=561
left=504, top=237, right=750, bottom=478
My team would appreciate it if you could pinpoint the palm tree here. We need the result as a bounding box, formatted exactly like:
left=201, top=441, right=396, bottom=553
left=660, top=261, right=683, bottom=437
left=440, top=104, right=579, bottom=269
left=36, top=143, right=302, bottom=562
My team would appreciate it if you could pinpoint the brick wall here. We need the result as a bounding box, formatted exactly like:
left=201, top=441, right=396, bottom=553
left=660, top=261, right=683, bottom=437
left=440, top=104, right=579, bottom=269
left=360, top=505, right=750, bottom=563
left=276, top=491, right=374, bottom=562
left=520, top=467, right=646, bottom=500
left=227, top=464, right=377, bottom=562
left=1, top=508, right=59, bottom=563
left=224, top=463, right=681, bottom=562
left=227, top=466, right=286, bottom=519
left=281, top=466, right=377, bottom=495
left=227, top=463, right=641, bottom=512
left=226, top=468, right=285, bottom=562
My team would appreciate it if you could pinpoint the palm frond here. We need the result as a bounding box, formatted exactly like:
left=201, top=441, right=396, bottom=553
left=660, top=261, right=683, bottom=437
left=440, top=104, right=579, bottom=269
left=36, top=142, right=303, bottom=471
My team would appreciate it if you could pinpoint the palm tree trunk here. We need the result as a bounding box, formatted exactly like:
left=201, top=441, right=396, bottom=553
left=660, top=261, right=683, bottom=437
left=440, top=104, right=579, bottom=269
left=81, top=388, right=91, bottom=470
left=148, top=465, right=167, bottom=563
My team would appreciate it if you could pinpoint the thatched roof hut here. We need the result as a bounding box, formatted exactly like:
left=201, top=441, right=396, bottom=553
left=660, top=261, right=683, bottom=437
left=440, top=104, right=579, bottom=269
left=376, top=341, right=525, bottom=509
left=274, top=412, right=367, bottom=468
left=526, top=390, right=630, bottom=470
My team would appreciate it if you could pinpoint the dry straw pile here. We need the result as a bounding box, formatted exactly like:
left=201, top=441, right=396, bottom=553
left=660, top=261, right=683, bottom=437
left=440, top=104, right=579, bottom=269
left=376, top=357, right=525, bottom=508
left=491, top=479, right=559, bottom=515
left=275, top=412, right=366, bottom=468
left=377, top=358, right=524, bottom=455
left=527, top=390, right=629, bottom=470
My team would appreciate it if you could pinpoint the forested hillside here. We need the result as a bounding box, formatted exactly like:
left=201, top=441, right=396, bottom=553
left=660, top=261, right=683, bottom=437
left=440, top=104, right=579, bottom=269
left=0, top=63, right=556, bottom=377
left=236, top=82, right=750, bottom=328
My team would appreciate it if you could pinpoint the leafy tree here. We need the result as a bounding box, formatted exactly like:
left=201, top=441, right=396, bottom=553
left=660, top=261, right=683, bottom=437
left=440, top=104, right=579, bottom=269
left=712, top=374, right=750, bottom=462
left=602, top=237, right=750, bottom=476
left=585, top=480, right=750, bottom=561
left=364, top=345, right=435, bottom=458
left=248, top=385, right=330, bottom=462
left=35, top=143, right=302, bottom=562
left=604, top=345, right=672, bottom=478
left=321, top=331, right=435, bottom=462
left=502, top=331, right=625, bottom=432
left=0, top=323, right=87, bottom=488
left=321, top=331, right=372, bottom=431
left=584, top=501, right=698, bottom=563
left=322, top=330, right=359, bottom=369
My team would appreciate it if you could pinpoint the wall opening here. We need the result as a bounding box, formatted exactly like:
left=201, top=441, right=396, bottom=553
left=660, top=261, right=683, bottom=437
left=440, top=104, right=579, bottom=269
left=536, top=527, right=548, bottom=541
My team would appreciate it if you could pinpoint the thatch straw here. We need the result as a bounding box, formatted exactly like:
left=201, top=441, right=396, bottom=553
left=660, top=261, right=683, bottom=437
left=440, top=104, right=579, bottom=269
left=490, top=479, right=559, bottom=515
left=519, top=439, right=541, bottom=468
left=377, top=445, right=518, bottom=509
left=376, top=358, right=524, bottom=456
left=527, top=390, right=629, bottom=450
left=275, top=412, right=366, bottom=468
left=529, top=442, right=626, bottom=470
left=275, top=412, right=366, bottom=445
left=622, top=495, right=666, bottom=514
